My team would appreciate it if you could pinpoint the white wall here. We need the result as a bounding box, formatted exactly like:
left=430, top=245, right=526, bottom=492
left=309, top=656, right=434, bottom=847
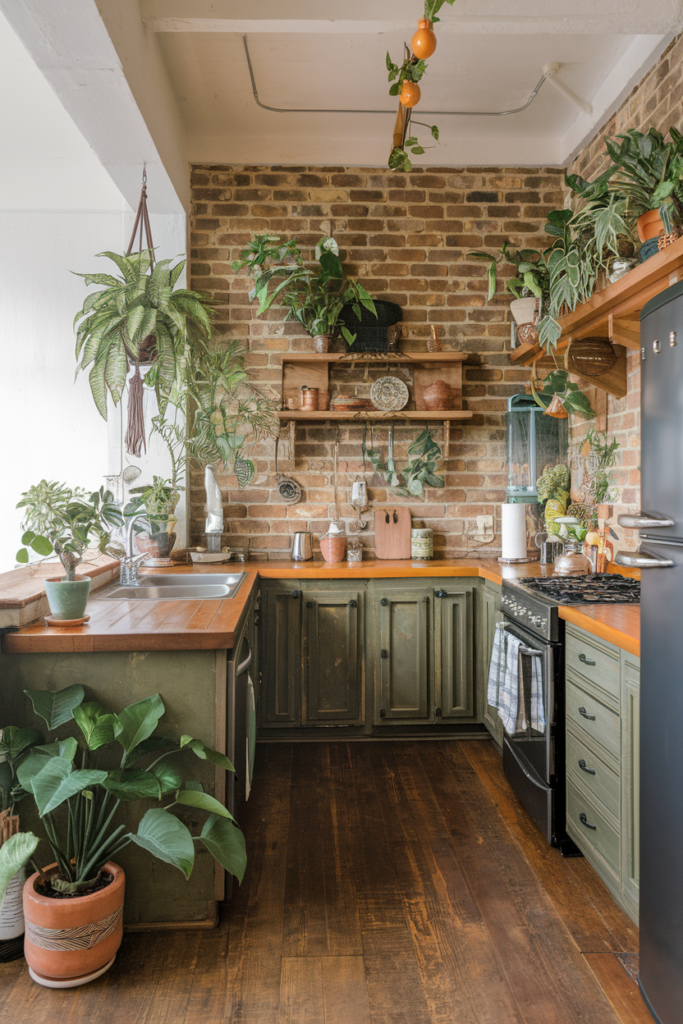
left=0, top=212, right=124, bottom=572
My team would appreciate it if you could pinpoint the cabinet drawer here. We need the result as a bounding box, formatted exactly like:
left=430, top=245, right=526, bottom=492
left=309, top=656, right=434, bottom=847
left=567, top=776, right=620, bottom=877
left=566, top=678, right=620, bottom=762
left=566, top=728, right=620, bottom=822
left=566, top=627, right=620, bottom=707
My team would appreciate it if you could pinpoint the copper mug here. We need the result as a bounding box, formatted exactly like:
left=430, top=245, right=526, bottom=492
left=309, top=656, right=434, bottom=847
left=300, top=387, right=319, bottom=411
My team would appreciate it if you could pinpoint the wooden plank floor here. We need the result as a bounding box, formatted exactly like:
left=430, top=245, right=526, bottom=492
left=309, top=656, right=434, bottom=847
left=0, top=740, right=652, bottom=1023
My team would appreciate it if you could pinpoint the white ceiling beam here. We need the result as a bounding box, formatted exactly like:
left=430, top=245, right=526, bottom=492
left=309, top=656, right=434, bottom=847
left=141, top=0, right=683, bottom=35
left=0, top=0, right=188, bottom=214
left=560, top=34, right=674, bottom=166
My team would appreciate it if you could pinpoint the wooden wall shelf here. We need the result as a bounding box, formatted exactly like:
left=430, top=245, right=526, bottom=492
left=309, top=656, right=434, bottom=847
left=510, top=234, right=683, bottom=368
left=277, top=410, right=474, bottom=422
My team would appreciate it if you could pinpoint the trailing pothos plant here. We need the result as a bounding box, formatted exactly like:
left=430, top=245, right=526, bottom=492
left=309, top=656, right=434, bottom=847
left=531, top=368, right=594, bottom=419
left=0, top=684, right=246, bottom=904
left=73, top=249, right=213, bottom=420
left=466, top=241, right=549, bottom=302
left=366, top=427, right=444, bottom=498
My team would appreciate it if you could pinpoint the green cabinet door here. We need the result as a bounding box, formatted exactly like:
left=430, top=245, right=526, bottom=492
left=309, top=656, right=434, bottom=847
left=303, top=588, right=362, bottom=724
left=261, top=581, right=302, bottom=727
left=481, top=583, right=504, bottom=746
left=621, top=651, right=640, bottom=923
left=372, top=585, right=431, bottom=723
left=433, top=584, right=475, bottom=719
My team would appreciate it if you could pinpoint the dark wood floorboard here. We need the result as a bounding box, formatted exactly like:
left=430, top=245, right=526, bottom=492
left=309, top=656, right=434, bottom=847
left=0, top=739, right=647, bottom=1023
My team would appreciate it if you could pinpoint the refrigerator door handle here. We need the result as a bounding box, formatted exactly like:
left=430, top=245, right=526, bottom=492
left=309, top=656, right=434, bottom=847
left=615, top=548, right=675, bottom=568
left=618, top=511, right=675, bottom=529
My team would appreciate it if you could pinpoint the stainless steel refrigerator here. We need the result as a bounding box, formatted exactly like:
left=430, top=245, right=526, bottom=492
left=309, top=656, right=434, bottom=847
left=617, top=280, right=683, bottom=1023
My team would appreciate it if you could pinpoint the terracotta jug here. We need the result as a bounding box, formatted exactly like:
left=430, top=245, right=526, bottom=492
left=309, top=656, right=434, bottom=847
left=400, top=80, right=421, bottom=108
left=422, top=380, right=453, bottom=411
left=411, top=18, right=437, bottom=59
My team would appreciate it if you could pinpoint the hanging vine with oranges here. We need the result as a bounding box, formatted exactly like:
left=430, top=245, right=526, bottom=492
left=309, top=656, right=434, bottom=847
left=386, top=0, right=457, bottom=171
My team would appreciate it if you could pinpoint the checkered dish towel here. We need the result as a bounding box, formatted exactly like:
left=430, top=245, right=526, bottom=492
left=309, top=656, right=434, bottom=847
left=487, top=626, right=546, bottom=736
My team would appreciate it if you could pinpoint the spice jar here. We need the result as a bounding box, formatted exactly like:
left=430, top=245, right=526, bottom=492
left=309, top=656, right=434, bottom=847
left=300, top=387, right=319, bottom=411
left=347, top=538, right=363, bottom=562
left=411, top=528, right=433, bottom=560
left=320, top=522, right=347, bottom=563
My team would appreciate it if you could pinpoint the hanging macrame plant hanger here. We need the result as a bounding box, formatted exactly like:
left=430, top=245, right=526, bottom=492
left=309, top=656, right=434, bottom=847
left=124, top=169, right=157, bottom=457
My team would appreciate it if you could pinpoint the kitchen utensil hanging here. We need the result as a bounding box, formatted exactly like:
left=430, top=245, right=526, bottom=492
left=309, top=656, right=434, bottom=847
left=274, top=435, right=302, bottom=504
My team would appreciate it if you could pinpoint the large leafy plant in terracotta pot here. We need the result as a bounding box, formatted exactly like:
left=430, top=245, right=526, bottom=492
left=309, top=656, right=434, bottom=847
left=0, top=685, right=246, bottom=987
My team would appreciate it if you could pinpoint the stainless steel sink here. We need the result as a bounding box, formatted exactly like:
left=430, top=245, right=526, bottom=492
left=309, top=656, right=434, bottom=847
left=101, top=573, right=247, bottom=601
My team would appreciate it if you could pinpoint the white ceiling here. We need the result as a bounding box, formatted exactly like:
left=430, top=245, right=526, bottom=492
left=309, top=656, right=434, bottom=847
left=0, top=11, right=125, bottom=210
left=146, top=0, right=683, bottom=167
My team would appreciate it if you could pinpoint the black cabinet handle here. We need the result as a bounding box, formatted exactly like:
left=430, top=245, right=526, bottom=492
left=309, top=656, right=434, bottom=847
left=291, top=589, right=301, bottom=599
left=435, top=707, right=442, bottom=717
left=380, top=598, right=389, bottom=607
left=578, top=706, right=596, bottom=721
left=435, top=590, right=448, bottom=598
left=579, top=812, right=597, bottom=831
left=349, top=599, right=357, bottom=608
left=579, top=653, right=597, bottom=666
left=380, top=709, right=387, bottom=718
left=306, top=600, right=314, bottom=608
left=381, top=649, right=389, bottom=659
left=578, top=759, right=596, bottom=776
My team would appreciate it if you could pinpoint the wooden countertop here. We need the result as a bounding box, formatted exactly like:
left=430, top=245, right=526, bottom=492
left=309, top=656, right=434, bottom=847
left=1, top=559, right=640, bottom=656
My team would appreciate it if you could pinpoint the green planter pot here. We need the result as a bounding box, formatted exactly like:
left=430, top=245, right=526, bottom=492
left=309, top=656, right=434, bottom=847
left=43, top=575, right=92, bottom=620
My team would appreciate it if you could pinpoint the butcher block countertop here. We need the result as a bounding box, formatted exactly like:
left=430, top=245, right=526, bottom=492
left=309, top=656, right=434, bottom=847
left=1, top=558, right=639, bottom=656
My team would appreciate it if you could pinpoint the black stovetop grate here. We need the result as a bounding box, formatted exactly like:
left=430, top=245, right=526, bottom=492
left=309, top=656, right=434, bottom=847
left=515, top=573, right=640, bottom=605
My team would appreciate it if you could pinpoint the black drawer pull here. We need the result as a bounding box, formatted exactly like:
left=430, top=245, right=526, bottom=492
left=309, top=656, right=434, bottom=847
left=578, top=759, right=596, bottom=776
left=291, top=589, right=301, bottom=599
left=578, top=706, right=596, bottom=721
left=380, top=709, right=387, bottom=718
left=349, top=599, right=357, bottom=608
left=306, top=600, right=314, bottom=608
left=381, top=649, right=389, bottom=659
left=380, top=598, right=389, bottom=607
left=579, top=812, right=597, bottom=831
left=579, top=653, right=597, bottom=666
left=435, top=589, right=448, bottom=598
left=435, top=707, right=442, bottom=717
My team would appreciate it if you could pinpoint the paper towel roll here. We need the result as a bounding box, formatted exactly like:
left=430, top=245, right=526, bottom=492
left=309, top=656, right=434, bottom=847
left=501, top=503, right=527, bottom=560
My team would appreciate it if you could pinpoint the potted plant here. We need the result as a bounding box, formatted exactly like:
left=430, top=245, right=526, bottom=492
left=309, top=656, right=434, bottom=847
left=365, top=426, right=444, bottom=498
left=0, top=726, right=43, bottom=957
left=232, top=235, right=376, bottom=351
left=603, top=127, right=683, bottom=243
left=0, top=684, right=246, bottom=987
left=16, top=483, right=123, bottom=621
left=531, top=368, right=594, bottom=420
left=73, top=249, right=213, bottom=454
left=467, top=241, right=549, bottom=340
left=124, top=476, right=180, bottom=566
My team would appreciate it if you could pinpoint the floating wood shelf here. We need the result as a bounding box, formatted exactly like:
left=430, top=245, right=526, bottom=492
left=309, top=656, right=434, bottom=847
left=277, top=410, right=474, bottom=422
left=511, top=234, right=683, bottom=368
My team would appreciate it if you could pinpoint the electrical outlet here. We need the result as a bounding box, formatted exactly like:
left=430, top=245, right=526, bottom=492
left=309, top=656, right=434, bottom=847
left=468, top=514, right=495, bottom=547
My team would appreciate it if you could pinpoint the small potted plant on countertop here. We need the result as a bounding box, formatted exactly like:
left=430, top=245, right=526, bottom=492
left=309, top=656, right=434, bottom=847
left=125, top=475, right=181, bottom=567
left=16, top=481, right=123, bottom=622
left=0, top=684, right=246, bottom=988
left=232, top=234, right=376, bottom=351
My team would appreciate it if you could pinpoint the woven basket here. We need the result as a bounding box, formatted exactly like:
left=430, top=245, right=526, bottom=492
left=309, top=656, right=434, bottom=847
left=339, top=300, right=402, bottom=352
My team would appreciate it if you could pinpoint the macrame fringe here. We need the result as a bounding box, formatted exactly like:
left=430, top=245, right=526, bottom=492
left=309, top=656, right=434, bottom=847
left=125, top=364, right=147, bottom=457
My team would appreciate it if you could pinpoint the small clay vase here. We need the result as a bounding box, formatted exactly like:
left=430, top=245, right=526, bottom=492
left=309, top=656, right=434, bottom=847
left=313, top=335, right=331, bottom=353
left=400, top=80, right=421, bottom=108
left=318, top=390, right=330, bottom=411
left=320, top=523, right=347, bottom=564
left=544, top=394, right=568, bottom=419
left=411, top=18, right=437, bottom=59
left=422, top=380, right=453, bottom=411
left=300, top=387, right=319, bottom=411
left=637, top=209, right=665, bottom=243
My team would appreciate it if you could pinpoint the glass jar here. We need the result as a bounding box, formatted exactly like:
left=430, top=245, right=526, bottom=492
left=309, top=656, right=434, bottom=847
left=320, top=522, right=347, bottom=563
left=347, top=539, right=363, bottom=563
left=411, top=527, right=433, bottom=560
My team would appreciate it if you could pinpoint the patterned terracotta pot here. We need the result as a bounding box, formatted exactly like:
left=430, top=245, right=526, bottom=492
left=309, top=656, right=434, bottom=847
left=23, top=862, right=124, bottom=987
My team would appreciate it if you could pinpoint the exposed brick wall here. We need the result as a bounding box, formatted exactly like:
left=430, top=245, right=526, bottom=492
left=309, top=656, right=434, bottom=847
left=190, top=164, right=563, bottom=559
left=565, top=34, right=683, bottom=549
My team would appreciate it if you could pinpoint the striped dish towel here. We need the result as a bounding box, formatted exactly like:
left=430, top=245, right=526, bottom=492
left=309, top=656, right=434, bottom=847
left=499, top=632, right=523, bottom=735
left=487, top=622, right=507, bottom=712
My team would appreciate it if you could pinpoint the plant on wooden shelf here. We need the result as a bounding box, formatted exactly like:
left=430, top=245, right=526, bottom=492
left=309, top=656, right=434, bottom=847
left=366, top=426, right=444, bottom=498
left=15, top=482, right=123, bottom=621
left=0, top=685, right=246, bottom=988
left=604, top=127, right=683, bottom=241
left=73, top=249, right=213, bottom=450
left=531, top=367, right=594, bottom=420
left=466, top=241, right=549, bottom=339
left=232, top=234, right=375, bottom=350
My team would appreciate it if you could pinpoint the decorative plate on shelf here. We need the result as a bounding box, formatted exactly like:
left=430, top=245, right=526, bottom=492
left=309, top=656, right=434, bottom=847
left=370, top=376, right=409, bottom=411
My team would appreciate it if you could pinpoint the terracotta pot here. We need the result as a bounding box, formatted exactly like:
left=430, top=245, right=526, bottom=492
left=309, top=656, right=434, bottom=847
left=400, top=80, right=421, bottom=108
left=23, top=862, right=124, bottom=987
left=318, top=390, right=330, bottom=411
left=637, top=209, right=665, bottom=243
left=422, top=380, right=453, bottom=411
left=544, top=394, right=568, bottom=419
left=300, top=387, right=319, bottom=411
left=313, top=334, right=330, bottom=353
left=320, top=536, right=347, bottom=563
left=411, top=18, right=437, bottom=59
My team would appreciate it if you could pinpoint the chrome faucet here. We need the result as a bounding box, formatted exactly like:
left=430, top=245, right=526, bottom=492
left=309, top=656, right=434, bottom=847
left=119, top=513, right=149, bottom=585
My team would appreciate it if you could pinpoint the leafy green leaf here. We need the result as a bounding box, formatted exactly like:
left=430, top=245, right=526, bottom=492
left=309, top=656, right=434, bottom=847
left=104, top=769, right=163, bottom=801
left=0, top=832, right=40, bottom=911
left=126, top=735, right=178, bottom=765
left=24, top=685, right=85, bottom=730
left=29, top=759, right=107, bottom=816
left=35, top=737, right=78, bottom=762
left=130, top=808, right=195, bottom=879
left=176, top=789, right=235, bottom=820
left=149, top=762, right=183, bottom=795
left=114, top=694, right=165, bottom=755
left=199, top=815, right=247, bottom=884
left=0, top=727, right=43, bottom=762
left=73, top=702, right=117, bottom=751
left=180, top=736, right=235, bottom=772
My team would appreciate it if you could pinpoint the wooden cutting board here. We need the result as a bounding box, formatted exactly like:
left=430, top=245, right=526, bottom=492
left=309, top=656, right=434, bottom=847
left=374, top=507, right=412, bottom=559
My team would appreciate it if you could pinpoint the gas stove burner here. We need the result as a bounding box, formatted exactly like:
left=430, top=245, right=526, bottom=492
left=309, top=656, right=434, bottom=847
left=516, top=573, right=640, bottom=605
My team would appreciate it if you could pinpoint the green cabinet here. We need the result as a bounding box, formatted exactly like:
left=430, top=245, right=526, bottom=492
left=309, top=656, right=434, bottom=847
left=303, top=587, right=363, bottom=724
left=434, top=584, right=475, bottom=719
left=480, top=582, right=504, bottom=746
left=261, top=582, right=302, bottom=726
left=371, top=585, right=431, bottom=723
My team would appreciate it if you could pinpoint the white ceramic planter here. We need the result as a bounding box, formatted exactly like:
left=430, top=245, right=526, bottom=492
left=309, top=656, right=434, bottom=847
left=510, top=296, right=538, bottom=326
left=0, top=867, right=26, bottom=940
